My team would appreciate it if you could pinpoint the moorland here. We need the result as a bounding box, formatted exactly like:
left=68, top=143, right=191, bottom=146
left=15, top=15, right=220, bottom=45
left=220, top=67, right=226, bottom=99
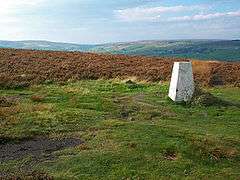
left=0, top=48, right=239, bottom=179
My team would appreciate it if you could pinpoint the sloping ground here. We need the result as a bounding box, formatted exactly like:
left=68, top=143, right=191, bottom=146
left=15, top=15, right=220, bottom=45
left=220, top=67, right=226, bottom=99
left=0, top=48, right=239, bottom=87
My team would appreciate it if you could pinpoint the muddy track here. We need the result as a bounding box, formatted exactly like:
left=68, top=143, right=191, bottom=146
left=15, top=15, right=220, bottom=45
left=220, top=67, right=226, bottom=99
left=0, top=137, right=83, bottom=162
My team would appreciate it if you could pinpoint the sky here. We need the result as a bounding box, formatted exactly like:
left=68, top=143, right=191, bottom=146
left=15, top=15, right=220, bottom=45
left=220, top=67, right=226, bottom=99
left=0, top=0, right=240, bottom=44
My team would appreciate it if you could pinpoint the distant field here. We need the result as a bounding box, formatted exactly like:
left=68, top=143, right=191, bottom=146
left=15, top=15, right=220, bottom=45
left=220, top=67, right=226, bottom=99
left=0, top=80, right=240, bottom=179
left=0, top=40, right=240, bottom=61
left=93, top=40, right=240, bottom=62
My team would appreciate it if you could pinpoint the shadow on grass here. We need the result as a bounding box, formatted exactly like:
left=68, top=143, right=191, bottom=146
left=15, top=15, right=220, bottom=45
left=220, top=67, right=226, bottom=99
left=168, top=86, right=240, bottom=108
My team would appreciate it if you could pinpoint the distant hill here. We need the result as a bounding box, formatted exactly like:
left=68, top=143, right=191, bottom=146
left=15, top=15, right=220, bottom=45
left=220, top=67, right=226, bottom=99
left=0, top=40, right=95, bottom=52
left=0, top=39, right=240, bottom=61
left=93, top=40, right=240, bottom=62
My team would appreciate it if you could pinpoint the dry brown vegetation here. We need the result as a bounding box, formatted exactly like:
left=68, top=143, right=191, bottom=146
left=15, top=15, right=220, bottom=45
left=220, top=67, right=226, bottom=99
left=0, top=48, right=239, bottom=88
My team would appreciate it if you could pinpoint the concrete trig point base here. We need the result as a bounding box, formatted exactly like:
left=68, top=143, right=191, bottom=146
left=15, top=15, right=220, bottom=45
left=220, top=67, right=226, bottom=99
left=168, top=62, right=194, bottom=102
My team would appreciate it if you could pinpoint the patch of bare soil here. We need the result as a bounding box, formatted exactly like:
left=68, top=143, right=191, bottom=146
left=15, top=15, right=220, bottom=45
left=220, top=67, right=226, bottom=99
left=0, top=137, right=83, bottom=162
left=1, top=171, right=54, bottom=180
left=0, top=96, right=19, bottom=107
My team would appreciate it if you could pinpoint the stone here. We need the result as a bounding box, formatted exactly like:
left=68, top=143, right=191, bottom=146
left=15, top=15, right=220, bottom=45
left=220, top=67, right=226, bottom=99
left=168, top=62, right=194, bottom=102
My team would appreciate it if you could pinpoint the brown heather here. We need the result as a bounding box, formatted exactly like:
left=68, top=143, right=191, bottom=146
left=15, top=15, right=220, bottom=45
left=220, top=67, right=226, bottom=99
left=0, top=48, right=239, bottom=87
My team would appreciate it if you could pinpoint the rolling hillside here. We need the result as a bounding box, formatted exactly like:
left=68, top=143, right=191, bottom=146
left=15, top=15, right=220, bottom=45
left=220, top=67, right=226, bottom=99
left=0, top=40, right=95, bottom=52
left=0, top=40, right=240, bottom=61
left=93, top=40, right=240, bottom=62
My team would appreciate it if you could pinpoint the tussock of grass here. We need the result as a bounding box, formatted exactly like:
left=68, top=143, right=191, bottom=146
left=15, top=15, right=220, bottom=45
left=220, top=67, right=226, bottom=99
left=190, top=85, right=239, bottom=107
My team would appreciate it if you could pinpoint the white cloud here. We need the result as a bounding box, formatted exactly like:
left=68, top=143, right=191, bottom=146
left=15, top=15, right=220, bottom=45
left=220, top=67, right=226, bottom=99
left=0, top=0, right=47, bottom=40
left=114, top=5, right=206, bottom=22
left=0, top=0, right=46, bottom=25
left=168, top=10, right=240, bottom=22
left=0, top=0, right=45, bottom=15
left=115, top=5, right=240, bottom=23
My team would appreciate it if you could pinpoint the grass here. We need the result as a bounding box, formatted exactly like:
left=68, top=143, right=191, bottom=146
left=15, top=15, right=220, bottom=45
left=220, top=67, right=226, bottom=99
left=0, top=80, right=240, bottom=179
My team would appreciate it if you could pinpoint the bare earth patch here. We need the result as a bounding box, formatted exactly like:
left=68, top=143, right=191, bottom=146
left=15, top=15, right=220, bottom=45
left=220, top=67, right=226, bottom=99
left=0, top=137, right=83, bottom=162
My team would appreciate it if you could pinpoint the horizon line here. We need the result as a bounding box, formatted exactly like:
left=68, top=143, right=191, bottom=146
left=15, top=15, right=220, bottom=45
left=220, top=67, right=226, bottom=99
left=0, top=38, right=239, bottom=45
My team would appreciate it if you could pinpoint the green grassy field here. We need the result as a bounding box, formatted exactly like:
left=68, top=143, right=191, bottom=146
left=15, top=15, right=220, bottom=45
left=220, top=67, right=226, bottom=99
left=0, top=80, right=240, bottom=179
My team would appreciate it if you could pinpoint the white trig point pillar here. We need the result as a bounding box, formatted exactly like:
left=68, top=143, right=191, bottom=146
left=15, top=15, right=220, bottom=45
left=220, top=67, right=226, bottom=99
left=168, top=62, right=195, bottom=102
